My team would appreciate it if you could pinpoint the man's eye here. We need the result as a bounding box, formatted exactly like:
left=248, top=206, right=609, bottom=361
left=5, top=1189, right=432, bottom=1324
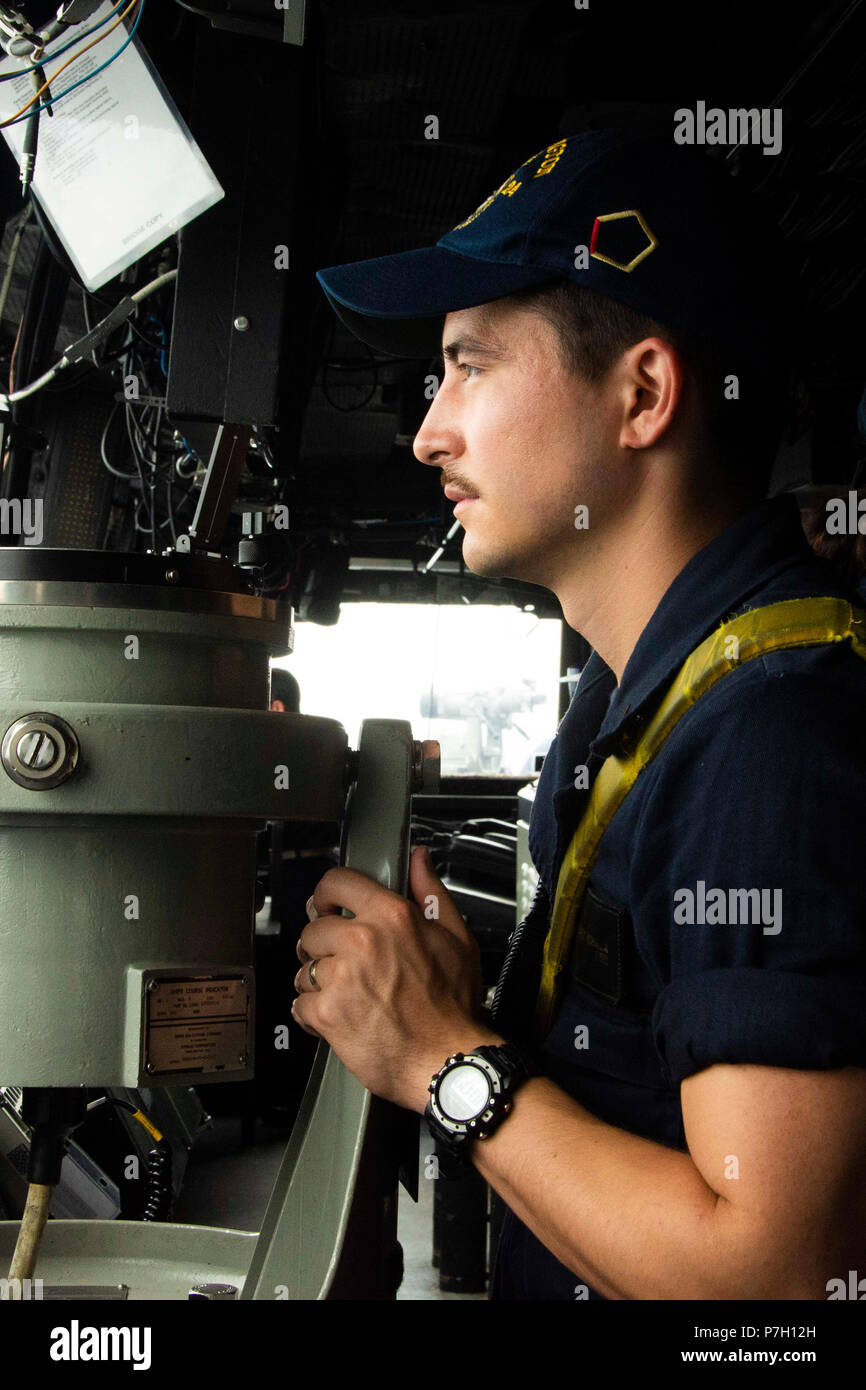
left=458, top=362, right=481, bottom=379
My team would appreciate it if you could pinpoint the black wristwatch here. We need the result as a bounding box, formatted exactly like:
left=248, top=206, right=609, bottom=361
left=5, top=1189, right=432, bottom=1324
left=424, top=1041, right=536, bottom=1163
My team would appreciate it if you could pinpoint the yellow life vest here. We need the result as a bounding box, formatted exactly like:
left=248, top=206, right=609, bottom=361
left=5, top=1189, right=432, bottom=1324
left=535, top=595, right=866, bottom=1039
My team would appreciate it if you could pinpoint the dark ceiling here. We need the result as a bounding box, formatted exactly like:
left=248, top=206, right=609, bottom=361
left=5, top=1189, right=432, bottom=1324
left=292, top=0, right=866, bottom=617
left=0, top=0, right=863, bottom=623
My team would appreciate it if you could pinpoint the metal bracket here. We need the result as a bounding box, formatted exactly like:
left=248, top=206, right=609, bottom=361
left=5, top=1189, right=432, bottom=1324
left=175, top=424, right=251, bottom=556
left=240, top=719, right=435, bottom=1300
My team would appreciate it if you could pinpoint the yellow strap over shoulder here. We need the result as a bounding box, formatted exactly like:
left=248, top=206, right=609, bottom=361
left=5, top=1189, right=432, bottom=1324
left=535, top=596, right=866, bottom=1039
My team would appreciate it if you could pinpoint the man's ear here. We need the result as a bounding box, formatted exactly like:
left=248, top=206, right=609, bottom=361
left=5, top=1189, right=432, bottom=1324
left=617, top=336, right=683, bottom=452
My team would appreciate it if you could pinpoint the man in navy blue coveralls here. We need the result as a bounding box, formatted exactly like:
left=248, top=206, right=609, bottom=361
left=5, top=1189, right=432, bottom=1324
left=296, top=130, right=866, bottom=1299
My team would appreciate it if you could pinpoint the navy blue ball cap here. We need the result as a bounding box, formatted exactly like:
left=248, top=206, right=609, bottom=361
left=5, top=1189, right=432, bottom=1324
left=316, top=127, right=792, bottom=365
left=315, top=247, right=559, bottom=357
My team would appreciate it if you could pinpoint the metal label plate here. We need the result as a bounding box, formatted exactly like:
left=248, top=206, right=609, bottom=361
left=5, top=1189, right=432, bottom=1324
left=145, top=976, right=250, bottom=1075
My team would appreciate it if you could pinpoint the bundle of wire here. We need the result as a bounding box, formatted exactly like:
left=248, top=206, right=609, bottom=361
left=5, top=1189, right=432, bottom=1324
left=89, top=279, right=201, bottom=551
left=0, top=1, right=146, bottom=134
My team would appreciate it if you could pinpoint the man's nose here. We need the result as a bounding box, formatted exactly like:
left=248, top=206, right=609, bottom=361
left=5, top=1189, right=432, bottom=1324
left=412, top=385, right=458, bottom=468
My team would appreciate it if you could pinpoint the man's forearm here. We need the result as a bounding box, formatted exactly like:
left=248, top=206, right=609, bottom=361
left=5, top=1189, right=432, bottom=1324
left=463, top=1072, right=777, bottom=1300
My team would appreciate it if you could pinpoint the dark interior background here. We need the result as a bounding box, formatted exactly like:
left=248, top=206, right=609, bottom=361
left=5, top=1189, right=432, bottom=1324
left=0, top=0, right=863, bottom=626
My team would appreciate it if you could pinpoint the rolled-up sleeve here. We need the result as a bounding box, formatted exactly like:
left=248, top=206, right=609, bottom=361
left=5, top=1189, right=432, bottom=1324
left=627, top=660, right=866, bottom=1086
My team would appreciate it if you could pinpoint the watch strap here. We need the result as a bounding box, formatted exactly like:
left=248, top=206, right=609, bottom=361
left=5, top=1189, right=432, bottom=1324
left=471, top=1041, right=537, bottom=1089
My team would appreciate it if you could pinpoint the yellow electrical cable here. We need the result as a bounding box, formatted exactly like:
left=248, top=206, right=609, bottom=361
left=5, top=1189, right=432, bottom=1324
left=0, top=0, right=140, bottom=129
left=132, top=1109, right=163, bottom=1144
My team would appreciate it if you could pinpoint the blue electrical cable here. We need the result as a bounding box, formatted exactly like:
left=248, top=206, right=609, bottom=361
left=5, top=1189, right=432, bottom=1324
left=1, top=1, right=146, bottom=128
left=147, top=313, right=168, bottom=377
left=0, top=1, right=129, bottom=82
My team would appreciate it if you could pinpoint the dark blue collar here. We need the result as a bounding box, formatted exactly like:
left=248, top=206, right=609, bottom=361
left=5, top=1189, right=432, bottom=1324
left=586, top=492, right=835, bottom=760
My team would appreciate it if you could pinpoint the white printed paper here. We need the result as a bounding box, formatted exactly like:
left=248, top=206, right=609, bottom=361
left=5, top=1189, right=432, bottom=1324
left=0, top=1, right=224, bottom=288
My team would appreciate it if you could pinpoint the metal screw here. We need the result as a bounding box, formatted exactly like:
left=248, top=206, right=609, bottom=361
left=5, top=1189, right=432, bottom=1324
left=165, top=568, right=180, bottom=583
left=2, top=713, right=79, bottom=790
left=17, top=730, right=59, bottom=770
left=238, top=1054, right=247, bottom=1066
left=145, top=1062, right=155, bottom=1074
left=412, top=739, right=441, bottom=793
left=233, top=315, right=250, bottom=332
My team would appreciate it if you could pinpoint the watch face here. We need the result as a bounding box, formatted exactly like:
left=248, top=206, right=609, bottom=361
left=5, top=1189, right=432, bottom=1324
left=438, top=1064, right=492, bottom=1121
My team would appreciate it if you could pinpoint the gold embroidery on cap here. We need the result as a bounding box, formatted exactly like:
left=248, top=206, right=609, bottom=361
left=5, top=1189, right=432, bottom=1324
left=452, top=173, right=522, bottom=231
left=533, top=138, right=567, bottom=178
left=451, top=136, right=569, bottom=231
